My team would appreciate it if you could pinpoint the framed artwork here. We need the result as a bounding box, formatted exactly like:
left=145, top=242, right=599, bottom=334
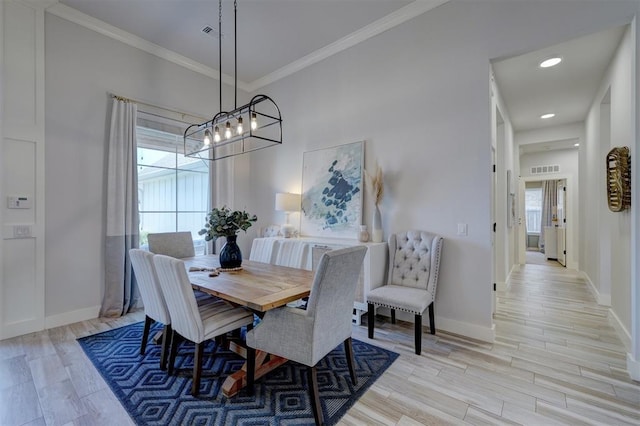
left=606, top=146, right=631, bottom=212
left=300, top=141, right=364, bottom=238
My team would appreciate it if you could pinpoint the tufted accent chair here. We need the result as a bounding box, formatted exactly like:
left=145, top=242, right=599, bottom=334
left=366, top=230, right=443, bottom=355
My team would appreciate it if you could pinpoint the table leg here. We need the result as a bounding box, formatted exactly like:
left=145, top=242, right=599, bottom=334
left=222, top=350, right=288, bottom=398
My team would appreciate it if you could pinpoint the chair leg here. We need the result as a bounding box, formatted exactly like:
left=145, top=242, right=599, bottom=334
left=140, top=315, right=153, bottom=355
left=344, top=338, right=357, bottom=386
left=168, top=331, right=181, bottom=376
left=414, top=314, right=422, bottom=355
left=159, top=324, right=171, bottom=370
left=191, top=342, right=204, bottom=396
left=307, top=366, right=323, bottom=426
left=391, top=309, right=396, bottom=324
left=428, top=303, right=436, bottom=335
left=246, top=346, right=255, bottom=396
left=367, top=303, right=375, bottom=339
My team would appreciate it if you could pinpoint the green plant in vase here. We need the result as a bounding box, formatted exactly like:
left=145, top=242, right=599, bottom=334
left=199, top=206, right=257, bottom=269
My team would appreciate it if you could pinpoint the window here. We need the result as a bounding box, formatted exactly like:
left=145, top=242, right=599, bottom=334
left=525, top=187, right=542, bottom=234
left=136, top=123, right=209, bottom=255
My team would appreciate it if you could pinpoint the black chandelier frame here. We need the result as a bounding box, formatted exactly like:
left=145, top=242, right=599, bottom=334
left=183, top=0, right=282, bottom=161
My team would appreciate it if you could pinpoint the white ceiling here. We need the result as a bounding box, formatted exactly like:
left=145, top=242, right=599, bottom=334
left=57, top=0, right=419, bottom=86
left=52, top=0, right=626, bottom=149
left=492, top=24, right=627, bottom=135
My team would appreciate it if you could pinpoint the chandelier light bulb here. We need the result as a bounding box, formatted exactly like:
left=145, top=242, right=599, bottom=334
left=213, top=125, right=221, bottom=142
left=203, top=129, right=212, bottom=146
left=237, top=116, right=243, bottom=135
left=251, top=112, right=257, bottom=130
left=225, top=121, right=232, bottom=139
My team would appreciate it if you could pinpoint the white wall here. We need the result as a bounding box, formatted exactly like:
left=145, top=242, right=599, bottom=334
left=244, top=0, right=640, bottom=341
left=44, top=13, right=247, bottom=322
left=582, top=24, right=634, bottom=343
left=517, top=123, right=584, bottom=147
left=630, top=14, right=640, bottom=381
left=1, top=0, right=46, bottom=339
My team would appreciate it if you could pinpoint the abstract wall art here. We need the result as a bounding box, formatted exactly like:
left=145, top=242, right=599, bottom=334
left=300, top=141, right=364, bottom=238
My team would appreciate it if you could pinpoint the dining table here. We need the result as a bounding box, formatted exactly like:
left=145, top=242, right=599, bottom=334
left=183, top=255, right=314, bottom=397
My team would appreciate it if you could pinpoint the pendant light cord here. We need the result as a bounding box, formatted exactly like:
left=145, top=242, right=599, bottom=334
left=218, top=0, right=222, bottom=113
left=234, top=0, right=238, bottom=109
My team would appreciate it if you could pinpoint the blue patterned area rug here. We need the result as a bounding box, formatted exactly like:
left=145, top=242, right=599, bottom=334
left=78, top=322, right=398, bottom=425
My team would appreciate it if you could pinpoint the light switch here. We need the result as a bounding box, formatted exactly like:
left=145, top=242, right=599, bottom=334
left=7, top=196, right=32, bottom=209
left=457, top=223, right=467, bottom=236
left=14, top=225, right=32, bottom=238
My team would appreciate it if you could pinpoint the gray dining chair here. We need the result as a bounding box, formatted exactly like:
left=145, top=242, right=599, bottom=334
left=148, top=231, right=195, bottom=258
left=129, top=248, right=219, bottom=369
left=366, top=230, right=443, bottom=355
left=245, top=246, right=367, bottom=425
left=153, top=254, right=255, bottom=396
left=129, top=249, right=173, bottom=369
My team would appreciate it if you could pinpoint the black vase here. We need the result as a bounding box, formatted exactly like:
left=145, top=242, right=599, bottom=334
left=219, top=235, right=242, bottom=269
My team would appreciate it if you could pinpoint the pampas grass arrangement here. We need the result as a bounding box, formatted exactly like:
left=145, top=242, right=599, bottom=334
left=365, top=164, right=384, bottom=206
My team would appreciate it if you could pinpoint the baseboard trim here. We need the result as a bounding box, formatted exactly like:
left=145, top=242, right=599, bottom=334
left=502, top=264, right=519, bottom=291
left=608, top=308, right=631, bottom=352
left=627, top=353, right=640, bottom=381
left=438, top=316, right=495, bottom=343
left=581, top=271, right=611, bottom=306
left=374, top=308, right=495, bottom=343
left=45, top=305, right=100, bottom=329
left=1, top=318, right=45, bottom=340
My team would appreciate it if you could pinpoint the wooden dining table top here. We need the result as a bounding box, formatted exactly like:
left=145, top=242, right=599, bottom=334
left=183, top=255, right=314, bottom=312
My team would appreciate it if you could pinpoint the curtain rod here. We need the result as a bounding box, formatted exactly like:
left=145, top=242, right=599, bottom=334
left=108, top=92, right=206, bottom=122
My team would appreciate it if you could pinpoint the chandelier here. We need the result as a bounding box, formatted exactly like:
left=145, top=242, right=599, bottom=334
left=184, top=0, right=282, bottom=161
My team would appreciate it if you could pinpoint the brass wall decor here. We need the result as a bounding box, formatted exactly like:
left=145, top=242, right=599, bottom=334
left=606, top=146, right=631, bottom=212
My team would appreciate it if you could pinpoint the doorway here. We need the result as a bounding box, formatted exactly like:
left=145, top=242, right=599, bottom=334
left=520, top=175, right=570, bottom=267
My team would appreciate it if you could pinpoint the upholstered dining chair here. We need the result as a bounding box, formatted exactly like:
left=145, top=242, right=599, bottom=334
left=153, top=254, right=255, bottom=396
left=129, top=249, right=173, bottom=370
left=148, top=231, right=195, bottom=258
left=366, top=230, right=443, bottom=355
left=129, top=248, right=219, bottom=369
left=246, top=246, right=367, bottom=425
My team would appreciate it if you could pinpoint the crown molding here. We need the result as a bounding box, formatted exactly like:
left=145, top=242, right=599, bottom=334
left=44, top=0, right=450, bottom=94
left=246, top=0, right=450, bottom=92
left=21, top=0, right=58, bottom=10
left=45, top=2, right=249, bottom=92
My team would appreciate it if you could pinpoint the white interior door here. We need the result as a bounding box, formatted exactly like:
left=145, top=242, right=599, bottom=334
left=518, top=178, right=526, bottom=264
left=556, top=180, right=566, bottom=266
left=491, top=147, right=497, bottom=315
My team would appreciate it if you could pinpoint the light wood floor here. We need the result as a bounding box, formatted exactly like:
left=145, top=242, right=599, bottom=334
left=525, top=249, right=562, bottom=267
left=1, top=264, right=638, bottom=425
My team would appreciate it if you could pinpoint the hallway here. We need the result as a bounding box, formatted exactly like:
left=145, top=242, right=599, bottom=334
left=525, top=248, right=563, bottom=267
left=350, top=262, right=639, bottom=424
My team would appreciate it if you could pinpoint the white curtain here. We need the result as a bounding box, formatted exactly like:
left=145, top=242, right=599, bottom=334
left=211, top=158, right=235, bottom=254
left=100, top=98, right=140, bottom=317
left=539, top=180, right=558, bottom=252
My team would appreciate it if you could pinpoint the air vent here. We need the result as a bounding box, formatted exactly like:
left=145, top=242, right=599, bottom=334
left=530, top=164, right=560, bottom=174
left=201, top=26, right=223, bottom=38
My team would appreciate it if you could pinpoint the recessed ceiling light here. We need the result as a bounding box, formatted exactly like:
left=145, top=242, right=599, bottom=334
left=574, top=143, right=580, bottom=147
left=540, top=113, right=555, bottom=119
left=540, top=57, right=562, bottom=68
